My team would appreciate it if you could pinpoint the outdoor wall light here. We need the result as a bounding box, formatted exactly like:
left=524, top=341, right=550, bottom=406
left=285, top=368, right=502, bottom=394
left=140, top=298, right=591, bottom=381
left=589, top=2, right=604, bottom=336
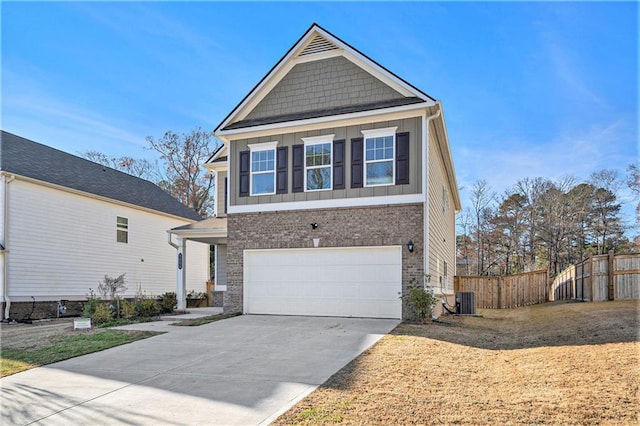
left=407, top=240, right=415, bottom=253
left=310, top=223, right=319, bottom=229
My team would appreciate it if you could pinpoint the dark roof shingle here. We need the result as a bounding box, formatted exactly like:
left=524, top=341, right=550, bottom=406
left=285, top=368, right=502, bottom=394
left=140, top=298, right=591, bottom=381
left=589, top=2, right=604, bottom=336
left=0, top=131, right=201, bottom=221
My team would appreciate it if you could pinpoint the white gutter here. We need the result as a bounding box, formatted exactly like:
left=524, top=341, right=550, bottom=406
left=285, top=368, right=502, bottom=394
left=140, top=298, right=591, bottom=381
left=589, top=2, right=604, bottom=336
left=3, top=174, right=16, bottom=319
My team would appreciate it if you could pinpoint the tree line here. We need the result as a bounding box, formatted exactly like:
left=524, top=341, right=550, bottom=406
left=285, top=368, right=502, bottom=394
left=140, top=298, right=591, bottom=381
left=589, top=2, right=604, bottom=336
left=457, top=167, right=639, bottom=278
left=83, top=127, right=219, bottom=218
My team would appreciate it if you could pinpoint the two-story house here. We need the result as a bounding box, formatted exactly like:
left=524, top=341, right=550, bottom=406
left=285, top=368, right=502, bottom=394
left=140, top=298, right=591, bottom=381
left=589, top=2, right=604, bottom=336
left=171, top=24, right=460, bottom=319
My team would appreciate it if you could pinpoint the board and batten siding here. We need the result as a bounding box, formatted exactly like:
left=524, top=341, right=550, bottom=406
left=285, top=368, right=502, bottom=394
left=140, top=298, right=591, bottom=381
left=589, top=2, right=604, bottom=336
left=3, top=179, right=209, bottom=301
left=216, top=170, right=227, bottom=217
left=229, top=117, right=422, bottom=207
left=427, top=123, right=456, bottom=294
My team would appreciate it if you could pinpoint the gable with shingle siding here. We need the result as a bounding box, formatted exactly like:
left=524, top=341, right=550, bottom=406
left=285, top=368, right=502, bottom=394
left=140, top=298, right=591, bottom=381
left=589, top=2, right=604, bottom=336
left=245, top=56, right=407, bottom=121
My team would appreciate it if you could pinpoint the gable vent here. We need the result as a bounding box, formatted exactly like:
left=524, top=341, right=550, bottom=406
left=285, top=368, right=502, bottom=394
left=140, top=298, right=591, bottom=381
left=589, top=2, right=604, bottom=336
left=297, top=34, right=340, bottom=57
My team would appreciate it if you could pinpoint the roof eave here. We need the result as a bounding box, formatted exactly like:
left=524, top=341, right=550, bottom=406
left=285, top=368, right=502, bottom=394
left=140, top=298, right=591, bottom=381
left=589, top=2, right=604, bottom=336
left=216, top=101, right=433, bottom=137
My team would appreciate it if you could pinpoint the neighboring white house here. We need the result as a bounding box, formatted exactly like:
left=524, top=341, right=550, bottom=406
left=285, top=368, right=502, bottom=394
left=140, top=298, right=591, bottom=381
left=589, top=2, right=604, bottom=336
left=0, top=131, right=209, bottom=320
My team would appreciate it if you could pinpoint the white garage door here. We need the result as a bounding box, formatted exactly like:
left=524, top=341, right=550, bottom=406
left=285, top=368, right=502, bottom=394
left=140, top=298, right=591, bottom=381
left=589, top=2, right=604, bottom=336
left=244, top=246, right=402, bottom=319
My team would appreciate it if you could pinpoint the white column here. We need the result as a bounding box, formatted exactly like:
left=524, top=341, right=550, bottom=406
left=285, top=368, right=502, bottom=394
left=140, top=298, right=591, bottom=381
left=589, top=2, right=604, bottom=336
left=176, top=237, right=187, bottom=310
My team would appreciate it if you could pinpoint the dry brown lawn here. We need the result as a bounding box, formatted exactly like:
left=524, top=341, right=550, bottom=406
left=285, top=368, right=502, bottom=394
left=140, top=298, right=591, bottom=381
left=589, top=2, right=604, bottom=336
left=275, top=300, right=639, bottom=425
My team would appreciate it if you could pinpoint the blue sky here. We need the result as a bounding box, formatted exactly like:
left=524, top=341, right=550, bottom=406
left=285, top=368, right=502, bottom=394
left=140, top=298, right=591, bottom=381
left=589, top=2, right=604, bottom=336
left=2, top=1, right=638, bottom=228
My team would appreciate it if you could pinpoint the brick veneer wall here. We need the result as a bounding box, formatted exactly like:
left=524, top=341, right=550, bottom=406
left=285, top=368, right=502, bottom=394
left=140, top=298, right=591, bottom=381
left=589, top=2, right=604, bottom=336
left=225, top=203, right=424, bottom=320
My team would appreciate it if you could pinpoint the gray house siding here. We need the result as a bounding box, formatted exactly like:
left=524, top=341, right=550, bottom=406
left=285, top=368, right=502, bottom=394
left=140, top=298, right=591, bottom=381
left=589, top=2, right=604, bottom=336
left=245, top=56, right=407, bottom=121
left=229, top=116, right=422, bottom=207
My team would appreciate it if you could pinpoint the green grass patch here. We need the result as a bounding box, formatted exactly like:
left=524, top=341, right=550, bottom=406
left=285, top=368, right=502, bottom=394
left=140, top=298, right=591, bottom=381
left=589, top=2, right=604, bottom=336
left=297, top=406, right=345, bottom=423
left=96, top=317, right=154, bottom=328
left=171, top=312, right=241, bottom=326
left=0, top=329, right=159, bottom=377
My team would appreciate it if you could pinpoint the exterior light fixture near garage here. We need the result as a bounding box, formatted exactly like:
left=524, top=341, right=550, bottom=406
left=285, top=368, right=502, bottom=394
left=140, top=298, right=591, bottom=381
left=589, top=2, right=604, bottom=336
left=407, top=240, right=415, bottom=253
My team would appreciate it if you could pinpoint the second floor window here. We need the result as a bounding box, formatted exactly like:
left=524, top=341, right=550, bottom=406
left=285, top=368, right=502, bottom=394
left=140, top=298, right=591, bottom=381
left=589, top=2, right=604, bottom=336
left=362, top=128, right=396, bottom=187
left=304, top=137, right=333, bottom=191
left=250, top=146, right=276, bottom=195
left=116, top=216, right=128, bottom=243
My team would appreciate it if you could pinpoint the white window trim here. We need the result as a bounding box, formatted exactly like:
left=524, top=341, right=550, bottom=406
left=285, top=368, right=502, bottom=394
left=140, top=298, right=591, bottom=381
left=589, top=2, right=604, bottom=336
left=116, top=216, right=128, bottom=244
left=302, top=134, right=334, bottom=192
left=361, top=127, right=397, bottom=188
left=248, top=141, right=278, bottom=196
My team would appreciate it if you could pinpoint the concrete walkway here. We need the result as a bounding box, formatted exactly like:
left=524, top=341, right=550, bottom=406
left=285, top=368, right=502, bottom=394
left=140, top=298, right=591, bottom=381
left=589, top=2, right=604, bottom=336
left=1, top=314, right=399, bottom=425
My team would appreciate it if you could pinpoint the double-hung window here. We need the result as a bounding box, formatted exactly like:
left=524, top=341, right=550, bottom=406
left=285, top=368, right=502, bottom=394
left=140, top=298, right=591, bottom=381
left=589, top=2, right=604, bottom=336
left=249, top=142, right=277, bottom=196
left=362, top=127, right=396, bottom=187
left=303, top=135, right=333, bottom=191
left=116, top=216, right=128, bottom=243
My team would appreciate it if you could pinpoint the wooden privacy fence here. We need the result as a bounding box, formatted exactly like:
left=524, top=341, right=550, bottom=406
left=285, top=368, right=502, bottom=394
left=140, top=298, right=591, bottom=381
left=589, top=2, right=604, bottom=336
left=550, top=252, right=640, bottom=302
left=454, top=270, right=548, bottom=309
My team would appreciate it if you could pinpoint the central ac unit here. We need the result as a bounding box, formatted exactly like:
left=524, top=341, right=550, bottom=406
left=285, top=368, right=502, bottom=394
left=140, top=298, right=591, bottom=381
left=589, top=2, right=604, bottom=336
left=456, top=291, right=476, bottom=315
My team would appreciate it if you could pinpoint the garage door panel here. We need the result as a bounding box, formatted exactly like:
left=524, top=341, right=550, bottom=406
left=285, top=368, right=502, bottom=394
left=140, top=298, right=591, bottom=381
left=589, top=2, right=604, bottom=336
left=244, top=246, right=402, bottom=319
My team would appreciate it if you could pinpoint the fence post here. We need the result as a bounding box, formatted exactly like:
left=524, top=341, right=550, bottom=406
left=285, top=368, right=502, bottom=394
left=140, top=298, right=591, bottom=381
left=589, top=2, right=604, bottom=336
left=608, top=250, right=615, bottom=301
left=589, top=253, right=594, bottom=302
left=545, top=270, right=549, bottom=302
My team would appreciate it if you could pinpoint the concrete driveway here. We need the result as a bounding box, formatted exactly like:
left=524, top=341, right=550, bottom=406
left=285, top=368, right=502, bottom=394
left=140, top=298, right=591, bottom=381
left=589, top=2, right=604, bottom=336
left=1, top=315, right=399, bottom=425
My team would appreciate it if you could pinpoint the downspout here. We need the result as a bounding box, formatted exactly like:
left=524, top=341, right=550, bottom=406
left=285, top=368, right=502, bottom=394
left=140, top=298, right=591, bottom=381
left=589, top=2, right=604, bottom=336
left=424, top=103, right=442, bottom=299
left=3, top=174, right=16, bottom=320
left=167, top=231, right=178, bottom=249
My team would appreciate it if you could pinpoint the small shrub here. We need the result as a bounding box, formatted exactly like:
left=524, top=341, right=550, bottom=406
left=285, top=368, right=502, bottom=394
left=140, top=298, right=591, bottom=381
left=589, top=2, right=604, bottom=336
left=187, top=290, right=207, bottom=300
left=83, top=289, right=101, bottom=318
left=135, top=298, right=159, bottom=318
left=92, top=303, right=113, bottom=324
left=119, top=299, right=135, bottom=319
left=402, top=275, right=436, bottom=323
left=159, top=292, right=177, bottom=314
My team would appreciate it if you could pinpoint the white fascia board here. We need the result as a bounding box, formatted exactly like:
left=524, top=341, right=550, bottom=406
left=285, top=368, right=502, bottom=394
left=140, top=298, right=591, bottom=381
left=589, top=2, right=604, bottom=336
left=170, top=229, right=228, bottom=238
left=210, top=144, right=228, bottom=162
left=222, top=27, right=321, bottom=128
left=228, top=193, right=424, bottom=214
left=435, top=105, right=462, bottom=211
left=205, top=162, right=228, bottom=173
left=216, top=102, right=431, bottom=139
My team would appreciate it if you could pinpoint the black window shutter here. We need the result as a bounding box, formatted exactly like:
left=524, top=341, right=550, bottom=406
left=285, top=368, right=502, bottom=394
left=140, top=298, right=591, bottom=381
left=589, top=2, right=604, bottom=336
left=292, top=144, right=304, bottom=193
left=396, top=132, right=410, bottom=185
left=350, top=137, right=363, bottom=188
left=239, top=150, right=250, bottom=197
left=333, top=139, right=345, bottom=190
left=276, top=146, right=288, bottom=194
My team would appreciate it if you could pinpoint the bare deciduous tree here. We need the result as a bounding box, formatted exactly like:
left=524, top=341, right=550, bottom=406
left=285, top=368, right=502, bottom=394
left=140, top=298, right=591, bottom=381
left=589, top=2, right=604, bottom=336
left=146, top=128, right=219, bottom=217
